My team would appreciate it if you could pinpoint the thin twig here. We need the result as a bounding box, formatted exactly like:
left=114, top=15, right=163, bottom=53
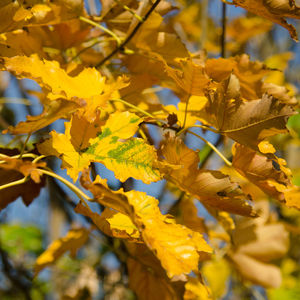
left=187, top=130, right=232, bottom=167
left=221, top=2, right=227, bottom=58
left=95, top=0, right=162, bottom=68
left=79, top=16, right=122, bottom=46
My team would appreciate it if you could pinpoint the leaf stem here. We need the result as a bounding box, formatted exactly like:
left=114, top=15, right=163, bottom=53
left=95, top=0, right=162, bottom=68
left=186, top=130, right=232, bottom=167
left=177, top=124, right=219, bottom=136
left=0, top=177, right=28, bottom=191
left=114, top=0, right=144, bottom=22
left=110, top=98, right=163, bottom=126
left=0, top=153, right=38, bottom=161
left=19, top=133, right=31, bottom=159
left=36, top=169, right=92, bottom=203
left=79, top=16, right=122, bottom=46
left=221, top=1, right=227, bottom=58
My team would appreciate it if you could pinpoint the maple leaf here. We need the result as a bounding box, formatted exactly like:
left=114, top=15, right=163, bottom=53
left=34, top=227, right=90, bottom=275
left=160, top=137, right=256, bottom=217
left=225, top=0, right=300, bottom=40
left=2, top=54, right=128, bottom=121
left=38, top=111, right=161, bottom=183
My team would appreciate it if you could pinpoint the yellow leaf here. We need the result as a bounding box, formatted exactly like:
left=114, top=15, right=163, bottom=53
left=202, top=258, right=230, bottom=299
left=184, top=277, right=212, bottom=300
left=80, top=172, right=212, bottom=278
left=3, top=54, right=128, bottom=120
left=38, top=111, right=161, bottom=183
left=0, top=0, right=83, bottom=34
left=34, top=228, right=89, bottom=275
left=74, top=203, right=141, bottom=241
left=258, top=141, right=276, bottom=154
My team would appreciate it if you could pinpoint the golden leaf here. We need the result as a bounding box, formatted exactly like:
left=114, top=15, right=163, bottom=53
left=34, top=228, right=90, bottom=275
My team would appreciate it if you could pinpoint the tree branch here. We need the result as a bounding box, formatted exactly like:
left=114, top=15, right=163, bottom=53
left=95, top=0, right=162, bottom=68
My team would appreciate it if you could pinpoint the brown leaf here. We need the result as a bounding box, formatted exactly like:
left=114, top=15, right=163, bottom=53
left=232, top=143, right=291, bottom=201
left=202, top=78, right=295, bottom=151
left=228, top=0, right=300, bottom=40
left=160, top=137, right=255, bottom=217
left=126, top=243, right=183, bottom=300
left=0, top=168, right=45, bottom=210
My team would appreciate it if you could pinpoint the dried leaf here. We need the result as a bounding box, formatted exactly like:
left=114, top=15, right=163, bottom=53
left=160, top=137, right=255, bottom=217
left=228, top=0, right=300, bottom=40
left=203, top=78, right=295, bottom=151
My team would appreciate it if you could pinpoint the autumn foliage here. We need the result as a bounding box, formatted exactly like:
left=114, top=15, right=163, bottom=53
left=0, top=0, right=300, bottom=299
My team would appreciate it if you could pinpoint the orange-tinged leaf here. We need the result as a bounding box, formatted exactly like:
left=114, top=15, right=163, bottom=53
left=3, top=100, right=79, bottom=134
left=127, top=257, right=182, bottom=300
left=160, top=137, right=255, bottom=217
left=232, top=143, right=291, bottom=201
left=165, top=58, right=211, bottom=96
left=0, top=157, right=45, bottom=183
left=34, top=228, right=90, bottom=275
left=227, top=0, right=300, bottom=40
